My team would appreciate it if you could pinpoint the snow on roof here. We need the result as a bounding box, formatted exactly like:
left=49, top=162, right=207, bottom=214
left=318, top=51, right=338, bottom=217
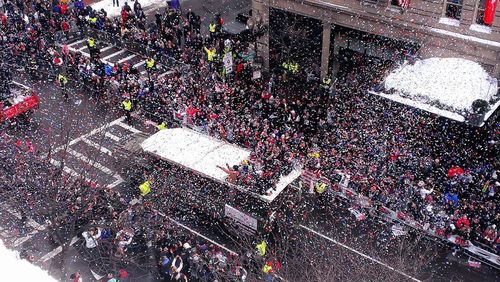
left=141, top=128, right=251, bottom=183
left=141, top=128, right=301, bottom=203
left=368, top=90, right=466, bottom=122
left=91, top=0, right=166, bottom=18
left=0, top=240, right=57, bottom=282
left=384, top=58, right=498, bottom=113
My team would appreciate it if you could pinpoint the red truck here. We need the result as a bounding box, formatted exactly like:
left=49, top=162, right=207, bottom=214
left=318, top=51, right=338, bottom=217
left=0, top=82, right=39, bottom=123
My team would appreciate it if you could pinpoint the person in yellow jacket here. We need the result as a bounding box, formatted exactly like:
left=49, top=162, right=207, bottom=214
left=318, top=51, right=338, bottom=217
left=208, top=21, right=216, bottom=42
left=58, top=74, right=68, bottom=99
left=256, top=240, right=267, bottom=257
left=145, top=57, right=155, bottom=71
left=122, top=98, right=132, bottom=123
left=262, top=263, right=272, bottom=274
left=203, top=46, right=217, bottom=71
left=139, top=180, right=151, bottom=197
left=322, top=77, right=332, bottom=89
left=315, top=182, right=327, bottom=194
left=156, top=122, right=167, bottom=130
left=203, top=46, right=216, bottom=62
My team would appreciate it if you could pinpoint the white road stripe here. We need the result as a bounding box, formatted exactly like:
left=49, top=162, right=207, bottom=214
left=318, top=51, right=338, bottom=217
left=117, top=54, right=137, bottom=64
left=37, top=236, right=79, bottom=263
left=116, top=121, right=142, bottom=134
left=65, top=46, right=114, bottom=66
left=157, top=211, right=237, bottom=256
left=299, top=225, right=422, bottom=282
left=48, top=117, right=125, bottom=156
left=104, top=132, right=121, bottom=142
left=0, top=204, right=47, bottom=247
left=99, top=46, right=114, bottom=53
left=102, top=49, right=126, bottom=61
left=2, top=205, right=46, bottom=232
left=107, top=175, right=124, bottom=189
left=81, top=138, right=113, bottom=156
left=77, top=45, right=88, bottom=51
left=12, top=232, right=37, bottom=247
left=68, top=46, right=90, bottom=58
left=133, top=61, right=146, bottom=68
left=67, top=39, right=86, bottom=47
left=49, top=159, right=94, bottom=183
left=158, top=70, right=174, bottom=79
left=67, top=149, right=115, bottom=175
left=12, top=81, right=31, bottom=90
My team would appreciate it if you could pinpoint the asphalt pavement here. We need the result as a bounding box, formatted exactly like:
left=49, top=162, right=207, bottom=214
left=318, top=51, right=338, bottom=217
left=2, top=0, right=500, bottom=281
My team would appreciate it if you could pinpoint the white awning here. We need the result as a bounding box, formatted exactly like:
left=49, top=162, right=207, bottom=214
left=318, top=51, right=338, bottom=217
left=141, top=127, right=301, bottom=203
left=141, top=127, right=251, bottom=183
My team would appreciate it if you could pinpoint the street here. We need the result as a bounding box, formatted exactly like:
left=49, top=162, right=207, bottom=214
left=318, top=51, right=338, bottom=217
left=1, top=0, right=499, bottom=281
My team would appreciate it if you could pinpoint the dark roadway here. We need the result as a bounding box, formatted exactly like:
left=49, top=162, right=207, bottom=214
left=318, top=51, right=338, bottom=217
left=1, top=0, right=499, bottom=281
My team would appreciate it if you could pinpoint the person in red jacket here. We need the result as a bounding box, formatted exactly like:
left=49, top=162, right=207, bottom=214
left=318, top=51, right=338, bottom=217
left=456, top=215, right=470, bottom=230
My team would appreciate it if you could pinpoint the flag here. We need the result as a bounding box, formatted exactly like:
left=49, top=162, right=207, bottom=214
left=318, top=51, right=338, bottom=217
left=484, top=0, right=499, bottom=26
left=348, top=208, right=367, bottom=221
left=467, top=258, right=481, bottom=268
left=391, top=224, right=408, bottom=236
left=398, top=0, right=411, bottom=9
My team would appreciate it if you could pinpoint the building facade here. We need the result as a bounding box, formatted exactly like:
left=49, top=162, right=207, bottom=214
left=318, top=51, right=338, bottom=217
left=252, top=0, right=500, bottom=79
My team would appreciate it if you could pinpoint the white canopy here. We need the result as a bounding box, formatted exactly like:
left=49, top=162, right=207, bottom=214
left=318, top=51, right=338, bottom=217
left=141, top=127, right=301, bottom=203
left=141, top=127, right=250, bottom=182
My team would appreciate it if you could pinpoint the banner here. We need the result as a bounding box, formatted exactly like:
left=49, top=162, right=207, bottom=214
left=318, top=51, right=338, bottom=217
left=224, top=204, right=257, bottom=234
left=484, top=0, right=498, bottom=25
left=223, top=52, right=233, bottom=74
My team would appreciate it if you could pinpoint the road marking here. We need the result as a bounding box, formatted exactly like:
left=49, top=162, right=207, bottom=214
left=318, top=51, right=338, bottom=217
left=299, top=225, right=422, bottom=282
left=117, top=54, right=137, bottom=64
left=49, top=158, right=94, bottom=183
left=81, top=138, right=113, bottom=156
left=0, top=204, right=47, bottom=247
left=133, top=61, right=146, bottom=68
left=67, top=149, right=115, bottom=175
left=102, top=49, right=126, bottom=61
left=12, top=80, right=31, bottom=90
left=107, top=174, right=124, bottom=189
left=158, top=70, right=174, bottom=79
left=157, top=211, right=237, bottom=256
left=116, top=121, right=142, bottom=134
left=37, top=236, right=79, bottom=263
left=99, top=46, right=114, bottom=53
left=12, top=231, right=37, bottom=247
left=104, top=132, right=121, bottom=142
left=48, top=117, right=125, bottom=156
left=67, top=39, right=86, bottom=47
left=77, top=45, right=88, bottom=51
left=65, top=46, right=114, bottom=66
left=2, top=205, right=46, bottom=232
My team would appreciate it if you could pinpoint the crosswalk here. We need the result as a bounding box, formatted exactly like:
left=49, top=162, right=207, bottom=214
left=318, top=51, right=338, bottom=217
left=0, top=117, right=151, bottom=268
left=64, top=38, right=171, bottom=77
left=48, top=116, right=149, bottom=189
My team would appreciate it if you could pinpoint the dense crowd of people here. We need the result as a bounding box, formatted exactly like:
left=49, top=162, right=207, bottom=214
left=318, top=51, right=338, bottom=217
left=0, top=1, right=498, bottom=281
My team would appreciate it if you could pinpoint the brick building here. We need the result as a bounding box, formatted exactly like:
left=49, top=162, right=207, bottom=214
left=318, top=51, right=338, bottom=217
left=251, top=0, right=500, bottom=79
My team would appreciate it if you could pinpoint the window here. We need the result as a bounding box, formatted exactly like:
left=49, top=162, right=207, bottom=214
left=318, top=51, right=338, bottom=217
left=390, top=0, right=401, bottom=6
left=475, top=0, right=489, bottom=25
left=362, top=0, right=382, bottom=5
left=444, top=0, right=463, bottom=20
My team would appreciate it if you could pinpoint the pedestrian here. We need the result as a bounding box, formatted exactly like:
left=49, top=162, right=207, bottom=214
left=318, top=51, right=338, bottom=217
left=70, top=272, right=82, bottom=282
left=139, top=178, right=151, bottom=196
left=57, top=73, right=69, bottom=100
left=113, top=0, right=120, bottom=7
left=122, top=97, right=132, bottom=123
